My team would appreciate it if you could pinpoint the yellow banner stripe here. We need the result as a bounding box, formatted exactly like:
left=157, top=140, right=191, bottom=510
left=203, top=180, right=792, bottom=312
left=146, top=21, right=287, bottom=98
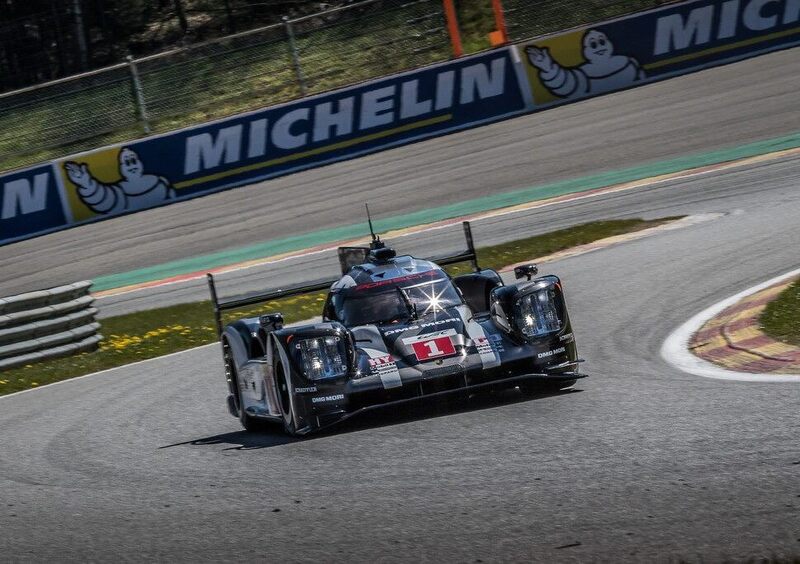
left=644, top=26, right=800, bottom=71
left=175, top=114, right=454, bottom=190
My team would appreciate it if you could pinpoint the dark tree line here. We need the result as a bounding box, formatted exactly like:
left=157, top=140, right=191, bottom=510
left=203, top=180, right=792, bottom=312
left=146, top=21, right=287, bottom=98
left=0, top=0, right=355, bottom=92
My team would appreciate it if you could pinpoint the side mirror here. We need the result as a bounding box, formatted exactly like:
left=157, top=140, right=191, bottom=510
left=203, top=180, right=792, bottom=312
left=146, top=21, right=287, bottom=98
left=514, top=264, right=538, bottom=281
left=259, top=313, right=284, bottom=331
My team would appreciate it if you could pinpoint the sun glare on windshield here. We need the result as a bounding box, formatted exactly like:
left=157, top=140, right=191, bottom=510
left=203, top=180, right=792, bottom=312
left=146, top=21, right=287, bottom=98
left=417, top=284, right=447, bottom=316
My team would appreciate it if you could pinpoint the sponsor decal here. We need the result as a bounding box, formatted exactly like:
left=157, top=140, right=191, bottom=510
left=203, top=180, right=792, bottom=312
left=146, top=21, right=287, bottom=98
left=178, top=53, right=516, bottom=182
left=559, top=332, right=575, bottom=343
left=356, top=270, right=439, bottom=291
left=312, top=394, right=345, bottom=404
left=488, top=332, right=506, bottom=353
left=370, top=357, right=403, bottom=385
left=368, top=354, right=399, bottom=376
left=519, top=0, right=800, bottom=107
left=473, top=336, right=495, bottom=357
left=295, top=386, right=318, bottom=393
left=652, top=0, right=800, bottom=57
left=456, top=305, right=500, bottom=369
left=0, top=164, right=68, bottom=245
left=368, top=354, right=394, bottom=367
left=384, top=318, right=458, bottom=336
left=537, top=346, right=566, bottom=359
left=59, top=146, right=175, bottom=221
left=362, top=348, right=403, bottom=389
left=368, top=354, right=397, bottom=375
left=524, top=28, right=645, bottom=104
left=401, top=328, right=458, bottom=344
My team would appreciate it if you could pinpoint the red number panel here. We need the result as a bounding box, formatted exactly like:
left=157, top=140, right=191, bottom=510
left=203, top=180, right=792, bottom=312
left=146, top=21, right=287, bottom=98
left=411, top=336, right=456, bottom=361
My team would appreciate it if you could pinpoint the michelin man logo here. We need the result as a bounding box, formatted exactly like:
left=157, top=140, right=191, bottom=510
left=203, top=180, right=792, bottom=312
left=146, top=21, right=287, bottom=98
left=64, top=147, right=175, bottom=215
left=526, top=29, right=645, bottom=99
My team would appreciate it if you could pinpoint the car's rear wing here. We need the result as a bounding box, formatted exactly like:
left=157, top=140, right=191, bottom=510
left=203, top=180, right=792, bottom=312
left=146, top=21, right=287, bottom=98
left=207, top=221, right=479, bottom=338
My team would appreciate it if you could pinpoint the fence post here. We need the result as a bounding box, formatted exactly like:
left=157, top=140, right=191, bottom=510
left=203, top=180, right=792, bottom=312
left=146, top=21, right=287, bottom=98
left=72, top=0, right=89, bottom=71
left=126, top=55, right=151, bottom=134
left=491, top=0, right=509, bottom=45
left=283, top=16, right=307, bottom=96
left=442, top=0, right=463, bottom=58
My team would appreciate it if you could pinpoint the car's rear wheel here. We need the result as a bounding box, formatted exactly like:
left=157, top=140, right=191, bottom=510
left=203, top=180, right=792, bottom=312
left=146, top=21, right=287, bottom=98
left=274, top=359, right=298, bottom=436
left=223, top=339, right=264, bottom=432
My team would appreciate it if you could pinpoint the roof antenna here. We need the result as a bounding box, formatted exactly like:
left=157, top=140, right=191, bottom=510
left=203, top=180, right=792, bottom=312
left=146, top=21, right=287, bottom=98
left=366, top=203, right=384, bottom=250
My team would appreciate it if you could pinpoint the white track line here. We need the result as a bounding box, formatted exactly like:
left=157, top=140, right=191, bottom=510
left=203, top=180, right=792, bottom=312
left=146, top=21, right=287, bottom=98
left=0, top=343, right=217, bottom=402
left=661, top=267, right=800, bottom=383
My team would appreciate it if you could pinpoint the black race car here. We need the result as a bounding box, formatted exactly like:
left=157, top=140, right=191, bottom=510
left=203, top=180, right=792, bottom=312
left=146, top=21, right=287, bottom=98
left=207, top=221, right=586, bottom=436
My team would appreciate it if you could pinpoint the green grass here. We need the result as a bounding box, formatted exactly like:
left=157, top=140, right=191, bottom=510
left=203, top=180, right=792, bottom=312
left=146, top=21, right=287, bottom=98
left=0, top=216, right=679, bottom=395
left=760, top=280, right=800, bottom=346
left=0, top=0, right=661, bottom=173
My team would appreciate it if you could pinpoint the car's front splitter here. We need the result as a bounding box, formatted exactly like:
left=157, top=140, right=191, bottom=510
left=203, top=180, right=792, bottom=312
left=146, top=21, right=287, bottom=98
left=300, top=367, right=587, bottom=435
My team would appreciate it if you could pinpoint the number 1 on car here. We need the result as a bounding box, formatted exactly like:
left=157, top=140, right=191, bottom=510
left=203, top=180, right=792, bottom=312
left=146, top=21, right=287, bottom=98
left=412, top=336, right=456, bottom=361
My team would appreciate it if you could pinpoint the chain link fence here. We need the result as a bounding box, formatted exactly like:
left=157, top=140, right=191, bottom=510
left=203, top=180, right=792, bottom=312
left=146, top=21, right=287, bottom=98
left=0, top=0, right=449, bottom=173
left=502, top=0, right=670, bottom=42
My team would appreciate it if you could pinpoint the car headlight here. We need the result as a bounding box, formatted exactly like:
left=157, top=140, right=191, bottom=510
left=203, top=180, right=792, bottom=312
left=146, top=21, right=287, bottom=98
left=514, top=288, right=561, bottom=339
left=296, top=336, right=348, bottom=380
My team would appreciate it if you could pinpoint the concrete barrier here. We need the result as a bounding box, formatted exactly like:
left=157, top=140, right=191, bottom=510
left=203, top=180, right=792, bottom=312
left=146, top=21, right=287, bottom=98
left=0, top=281, right=100, bottom=370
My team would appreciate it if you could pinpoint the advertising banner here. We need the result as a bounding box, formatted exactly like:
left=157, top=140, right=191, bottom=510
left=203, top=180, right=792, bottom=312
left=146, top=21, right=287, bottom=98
left=0, top=164, right=67, bottom=245
left=517, top=0, right=800, bottom=107
left=52, top=49, right=527, bottom=228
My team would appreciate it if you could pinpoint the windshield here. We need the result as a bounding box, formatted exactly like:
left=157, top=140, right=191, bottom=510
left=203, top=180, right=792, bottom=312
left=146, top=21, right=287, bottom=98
left=332, top=274, right=462, bottom=327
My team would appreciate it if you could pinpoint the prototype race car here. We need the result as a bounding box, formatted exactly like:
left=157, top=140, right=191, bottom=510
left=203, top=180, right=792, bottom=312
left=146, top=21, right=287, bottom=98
left=207, top=221, right=586, bottom=436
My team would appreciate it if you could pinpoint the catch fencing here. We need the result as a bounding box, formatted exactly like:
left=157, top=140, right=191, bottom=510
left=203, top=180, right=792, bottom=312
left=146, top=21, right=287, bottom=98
left=501, top=0, right=667, bottom=42
left=0, top=281, right=100, bottom=370
left=0, top=0, right=451, bottom=173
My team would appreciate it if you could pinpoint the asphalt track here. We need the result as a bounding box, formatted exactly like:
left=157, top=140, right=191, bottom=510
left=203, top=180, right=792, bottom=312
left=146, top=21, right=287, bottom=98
left=2, top=50, right=800, bottom=562
left=1, top=151, right=800, bottom=562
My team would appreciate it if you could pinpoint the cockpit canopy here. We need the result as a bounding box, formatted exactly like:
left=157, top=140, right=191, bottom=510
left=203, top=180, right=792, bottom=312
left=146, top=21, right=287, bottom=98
left=325, top=256, right=463, bottom=327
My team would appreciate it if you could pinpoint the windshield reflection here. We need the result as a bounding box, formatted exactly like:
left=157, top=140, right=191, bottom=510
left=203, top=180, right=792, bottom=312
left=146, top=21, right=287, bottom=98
left=333, top=276, right=462, bottom=327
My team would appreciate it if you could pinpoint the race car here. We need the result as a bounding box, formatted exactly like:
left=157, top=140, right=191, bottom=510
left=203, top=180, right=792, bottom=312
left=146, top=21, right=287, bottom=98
left=207, top=221, right=586, bottom=436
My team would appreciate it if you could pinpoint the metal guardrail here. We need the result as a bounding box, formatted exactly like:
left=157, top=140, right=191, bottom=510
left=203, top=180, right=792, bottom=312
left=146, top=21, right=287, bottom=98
left=0, top=281, right=101, bottom=370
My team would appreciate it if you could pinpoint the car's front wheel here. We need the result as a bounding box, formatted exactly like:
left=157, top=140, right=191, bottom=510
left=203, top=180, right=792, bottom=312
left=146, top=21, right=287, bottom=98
left=274, top=359, right=299, bottom=436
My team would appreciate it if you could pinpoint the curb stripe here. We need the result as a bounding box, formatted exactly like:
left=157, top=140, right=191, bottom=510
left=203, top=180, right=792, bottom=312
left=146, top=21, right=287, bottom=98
left=661, top=269, right=800, bottom=383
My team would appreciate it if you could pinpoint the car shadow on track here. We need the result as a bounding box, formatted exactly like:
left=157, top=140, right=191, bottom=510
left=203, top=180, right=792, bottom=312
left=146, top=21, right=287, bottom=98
left=160, top=387, right=582, bottom=451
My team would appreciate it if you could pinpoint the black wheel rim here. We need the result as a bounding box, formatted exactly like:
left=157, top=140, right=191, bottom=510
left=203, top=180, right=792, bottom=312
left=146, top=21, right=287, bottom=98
left=276, top=363, right=291, bottom=416
left=223, top=341, right=241, bottom=411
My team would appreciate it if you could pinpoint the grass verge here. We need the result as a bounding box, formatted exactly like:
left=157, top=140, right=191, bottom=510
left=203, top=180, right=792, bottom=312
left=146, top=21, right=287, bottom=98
left=0, top=216, right=680, bottom=395
left=760, top=279, right=800, bottom=346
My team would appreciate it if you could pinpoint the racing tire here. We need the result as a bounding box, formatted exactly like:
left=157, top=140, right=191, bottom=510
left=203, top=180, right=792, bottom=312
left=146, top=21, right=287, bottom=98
left=274, top=358, right=299, bottom=437
left=238, top=390, right=267, bottom=433
left=519, top=379, right=577, bottom=396
left=224, top=339, right=265, bottom=433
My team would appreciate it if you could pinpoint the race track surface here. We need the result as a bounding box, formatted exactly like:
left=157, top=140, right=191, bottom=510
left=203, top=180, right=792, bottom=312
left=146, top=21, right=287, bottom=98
left=1, top=47, right=800, bottom=297
left=1, top=153, right=799, bottom=561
